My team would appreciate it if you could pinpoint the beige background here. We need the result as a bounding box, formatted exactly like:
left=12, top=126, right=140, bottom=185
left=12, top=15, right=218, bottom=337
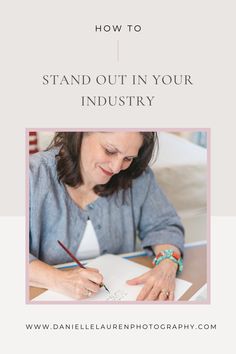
left=1, top=1, right=235, bottom=216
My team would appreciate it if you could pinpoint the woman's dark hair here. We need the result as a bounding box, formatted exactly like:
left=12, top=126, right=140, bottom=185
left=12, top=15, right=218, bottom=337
left=48, top=132, right=158, bottom=196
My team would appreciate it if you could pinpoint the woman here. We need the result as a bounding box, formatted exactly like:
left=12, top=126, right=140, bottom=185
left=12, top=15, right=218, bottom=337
left=29, top=131, right=184, bottom=301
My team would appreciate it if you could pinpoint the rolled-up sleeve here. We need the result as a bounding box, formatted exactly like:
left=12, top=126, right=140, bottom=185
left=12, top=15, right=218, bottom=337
left=135, top=168, right=185, bottom=255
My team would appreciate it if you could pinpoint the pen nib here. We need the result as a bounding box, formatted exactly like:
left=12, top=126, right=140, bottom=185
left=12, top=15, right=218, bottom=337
left=103, top=284, right=110, bottom=293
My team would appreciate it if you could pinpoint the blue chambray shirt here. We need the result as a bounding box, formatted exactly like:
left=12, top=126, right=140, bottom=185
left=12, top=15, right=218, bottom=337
left=29, top=148, right=184, bottom=265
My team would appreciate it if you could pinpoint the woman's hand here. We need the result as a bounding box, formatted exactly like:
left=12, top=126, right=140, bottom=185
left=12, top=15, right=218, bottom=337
left=127, top=259, right=178, bottom=301
left=29, top=259, right=104, bottom=300
left=54, top=267, right=104, bottom=299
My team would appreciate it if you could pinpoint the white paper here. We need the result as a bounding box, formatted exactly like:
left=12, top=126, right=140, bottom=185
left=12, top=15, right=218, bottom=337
left=32, top=254, right=192, bottom=302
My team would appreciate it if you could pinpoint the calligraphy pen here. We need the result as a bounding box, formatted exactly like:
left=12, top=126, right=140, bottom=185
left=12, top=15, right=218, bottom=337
left=57, top=240, right=110, bottom=293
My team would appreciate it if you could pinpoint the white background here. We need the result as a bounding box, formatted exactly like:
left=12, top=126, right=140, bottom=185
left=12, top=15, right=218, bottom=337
left=1, top=0, right=236, bottom=351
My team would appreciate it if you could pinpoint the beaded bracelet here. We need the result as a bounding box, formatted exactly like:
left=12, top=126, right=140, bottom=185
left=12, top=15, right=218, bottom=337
left=152, top=249, right=183, bottom=273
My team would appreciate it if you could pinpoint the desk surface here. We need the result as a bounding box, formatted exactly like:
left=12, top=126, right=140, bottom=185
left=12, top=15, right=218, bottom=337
left=29, top=243, right=207, bottom=301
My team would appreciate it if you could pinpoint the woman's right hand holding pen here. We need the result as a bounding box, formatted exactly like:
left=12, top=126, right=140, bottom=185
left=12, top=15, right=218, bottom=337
left=29, top=260, right=104, bottom=299
left=54, top=240, right=105, bottom=298
left=55, top=267, right=104, bottom=299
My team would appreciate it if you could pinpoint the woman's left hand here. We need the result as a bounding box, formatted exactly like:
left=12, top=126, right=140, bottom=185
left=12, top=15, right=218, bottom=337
left=127, top=259, right=178, bottom=301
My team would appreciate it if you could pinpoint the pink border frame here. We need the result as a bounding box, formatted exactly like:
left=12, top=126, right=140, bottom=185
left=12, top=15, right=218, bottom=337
left=25, top=128, right=210, bottom=305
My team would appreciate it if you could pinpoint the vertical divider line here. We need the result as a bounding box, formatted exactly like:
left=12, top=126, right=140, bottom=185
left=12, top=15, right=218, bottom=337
left=117, top=40, right=119, bottom=62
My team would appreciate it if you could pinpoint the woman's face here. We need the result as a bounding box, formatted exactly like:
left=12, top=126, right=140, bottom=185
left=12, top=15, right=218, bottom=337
left=80, top=132, right=143, bottom=188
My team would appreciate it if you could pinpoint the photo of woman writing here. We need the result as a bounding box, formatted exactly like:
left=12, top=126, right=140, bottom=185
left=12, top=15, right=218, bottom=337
left=29, top=131, right=184, bottom=301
